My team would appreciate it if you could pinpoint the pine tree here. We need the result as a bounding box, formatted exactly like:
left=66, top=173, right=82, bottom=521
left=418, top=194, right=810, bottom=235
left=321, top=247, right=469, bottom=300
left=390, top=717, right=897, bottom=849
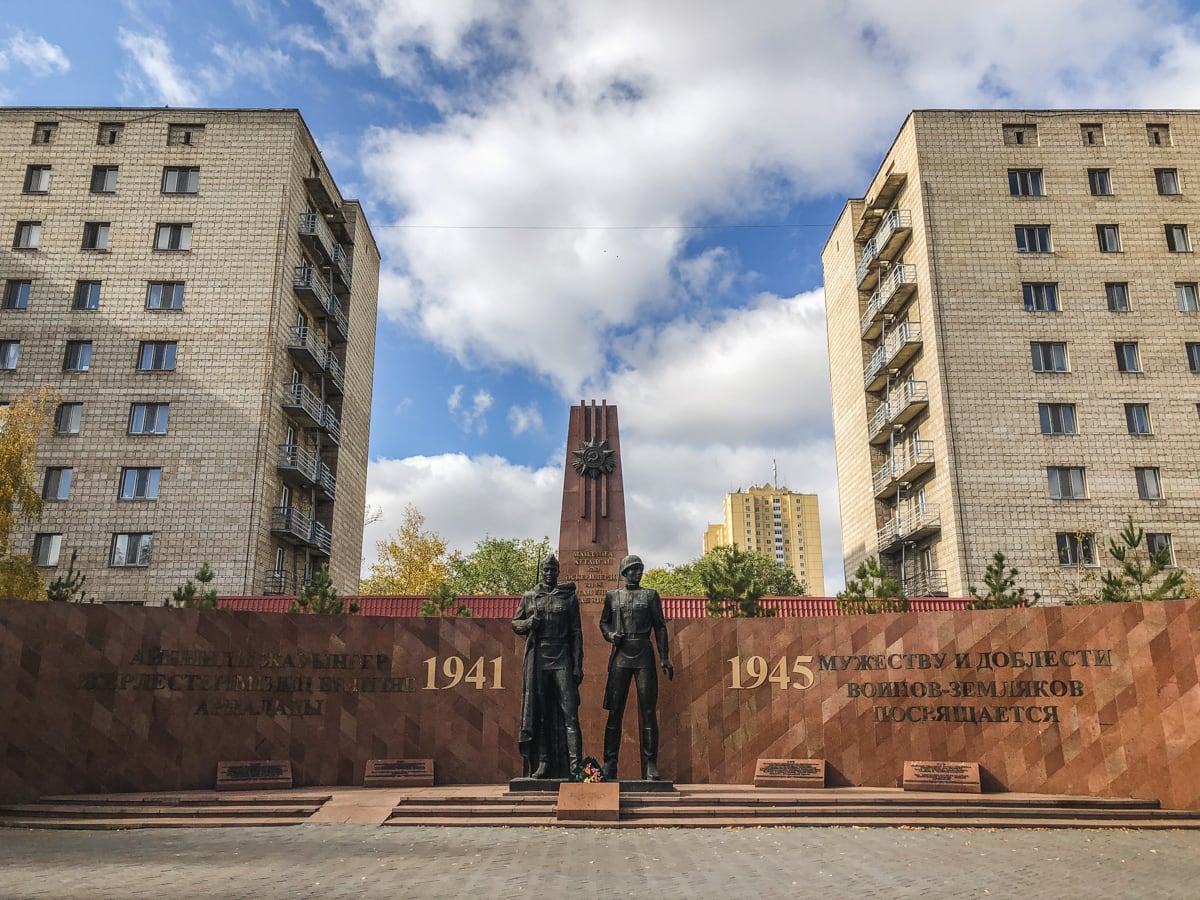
left=47, top=548, right=89, bottom=603
left=170, top=562, right=218, bottom=608
left=968, top=551, right=1039, bottom=609
left=1100, top=517, right=1187, bottom=603
left=291, top=563, right=359, bottom=614
left=836, top=556, right=909, bottom=614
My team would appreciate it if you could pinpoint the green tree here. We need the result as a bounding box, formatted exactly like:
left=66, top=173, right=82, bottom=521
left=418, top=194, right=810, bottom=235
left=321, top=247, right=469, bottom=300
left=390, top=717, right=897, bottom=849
left=360, top=505, right=448, bottom=595
left=446, top=535, right=551, bottom=595
left=0, top=555, right=45, bottom=601
left=292, top=564, right=359, bottom=614
left=47, top=549, right=89, bottom=603
left=644, top=547, right=805, bottom=598
left=968, top=551, right=1039, bottom=610
left=836, top=556, right=909, bottom=614
left=642, top=562, right=704, bottom=595
left=1100, top=517, right=1187, bottom=603
left=421, top=582, right=472, bottom=617
left=701, top=545, right=779, bottom=617
left=170, top=562, right=218, bottom=608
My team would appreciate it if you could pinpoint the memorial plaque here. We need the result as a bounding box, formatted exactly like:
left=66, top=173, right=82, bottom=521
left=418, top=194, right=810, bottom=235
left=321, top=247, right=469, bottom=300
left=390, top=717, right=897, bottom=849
left=903, top=761, right=982, bottom=793
left=216, top=760, right=292, bottom=791
left=364, top=758, right=434, bottom=787
left=754, top=758, right=827, bottom=788
left=556, top=782, right=620, bottom=821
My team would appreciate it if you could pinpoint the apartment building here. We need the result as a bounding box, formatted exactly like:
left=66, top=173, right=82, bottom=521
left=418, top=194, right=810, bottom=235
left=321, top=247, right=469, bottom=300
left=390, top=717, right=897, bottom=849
left=822, top=110, right=1199, bottom=601
left=703, top=483, right=825, bottom=595
left=0, top=108, right=379, bottom=602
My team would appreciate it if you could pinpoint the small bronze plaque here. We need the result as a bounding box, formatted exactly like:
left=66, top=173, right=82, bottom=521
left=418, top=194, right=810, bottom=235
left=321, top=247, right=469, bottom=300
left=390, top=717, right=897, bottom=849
left=364, top=758, right=434, bottom=787
left=903, top=760, right=982, bottom=793
left=754, top=758, right=826, bottom=788
left=216, top=760, right=292, bottom=791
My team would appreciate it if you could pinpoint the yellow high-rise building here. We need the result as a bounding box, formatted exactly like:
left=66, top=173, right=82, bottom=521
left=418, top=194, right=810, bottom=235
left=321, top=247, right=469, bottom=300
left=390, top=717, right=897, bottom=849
left=704, top=484, right=824, bottom=595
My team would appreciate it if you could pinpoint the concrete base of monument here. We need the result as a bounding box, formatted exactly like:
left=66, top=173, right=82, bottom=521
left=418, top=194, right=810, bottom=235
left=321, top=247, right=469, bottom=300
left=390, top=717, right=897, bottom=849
left=614, top=780, right=676, bottom=793
left=508, top=777, right=570, bottom=792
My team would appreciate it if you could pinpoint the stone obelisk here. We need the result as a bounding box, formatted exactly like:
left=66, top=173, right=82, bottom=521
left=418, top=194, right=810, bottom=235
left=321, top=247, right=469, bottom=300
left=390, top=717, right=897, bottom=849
left=557, top=400, right=628, bottom=608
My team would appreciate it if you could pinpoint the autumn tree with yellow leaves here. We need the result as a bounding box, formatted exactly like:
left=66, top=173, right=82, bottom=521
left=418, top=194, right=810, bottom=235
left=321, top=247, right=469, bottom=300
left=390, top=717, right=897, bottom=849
left=359, top=505, right=449, bottom=595
left=0, top=386, right=61, bottom=600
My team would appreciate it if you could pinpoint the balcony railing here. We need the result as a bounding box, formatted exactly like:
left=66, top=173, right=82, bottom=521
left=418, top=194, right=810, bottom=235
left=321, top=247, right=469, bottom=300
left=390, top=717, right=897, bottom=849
left=271, top=505, right=312, bottom=544
left=890, top=379, right=929, bottom=427
left=878, top=503, right=941, bottom=553
left=868, top=401, right=891, bottom=443
left=871, top=208, right=912, bottom=261
left=874, top=440, right=935, bottom=497
left=262, top=569, right=296, bottom=596
left=294, top=266, right=349, bottom=343
left=861, top=264, right=918, bottom=340
left=863, top=320, right=924, bottom=393
left=298, top=212, right=352, bottom=291
left=322, top=406, right=341, bottom=444
left=855, top=238, right=879, bottom=288
left=288, top=325, right=327, bottom=375
left=903, top=569, right=948, bottom=598
left=277, top=443, right=321, bottom=487
left=311, top=520, right=332, bottom=555
left=324, top=351, right=344, bottom=396
left=281, top=381, right=323, bottom=426
left=317, top=461, right=336, bottom=500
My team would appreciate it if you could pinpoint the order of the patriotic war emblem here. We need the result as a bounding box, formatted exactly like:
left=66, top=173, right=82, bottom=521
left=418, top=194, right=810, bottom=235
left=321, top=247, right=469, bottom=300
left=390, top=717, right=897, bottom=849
left=572, top=439, right=616, bottom=478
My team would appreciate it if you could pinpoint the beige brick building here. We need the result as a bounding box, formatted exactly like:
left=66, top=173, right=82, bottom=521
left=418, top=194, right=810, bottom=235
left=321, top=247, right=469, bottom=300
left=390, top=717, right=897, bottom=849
left=823, top=110, right=1200, bottom=601
left=703, top=484, right=825, bottom=595
left=0, top=108, right=379, bottom=603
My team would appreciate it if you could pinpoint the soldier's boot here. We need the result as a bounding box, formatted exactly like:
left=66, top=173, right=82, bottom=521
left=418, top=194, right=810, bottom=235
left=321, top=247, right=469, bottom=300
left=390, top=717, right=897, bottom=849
left=565, top=725, right=583, bottom=777
left=602, top=725, right=622, bottom=781
left=531, top=759, right=550, bottom=779
left=641, top=726, right=661, bottom=781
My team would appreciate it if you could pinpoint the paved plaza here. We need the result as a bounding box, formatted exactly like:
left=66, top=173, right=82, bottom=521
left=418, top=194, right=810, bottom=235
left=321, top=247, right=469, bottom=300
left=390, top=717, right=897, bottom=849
left=3, top=824, right=1199, bottom=899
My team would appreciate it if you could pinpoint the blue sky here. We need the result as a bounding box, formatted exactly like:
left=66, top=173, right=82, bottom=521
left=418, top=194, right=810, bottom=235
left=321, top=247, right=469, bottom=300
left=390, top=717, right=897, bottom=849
left=6, top=0, right=1200, bottom=592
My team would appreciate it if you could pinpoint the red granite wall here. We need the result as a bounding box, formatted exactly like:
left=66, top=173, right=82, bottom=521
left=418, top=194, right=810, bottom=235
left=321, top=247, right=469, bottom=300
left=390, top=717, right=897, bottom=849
left=2, top=599, right=1198, bottom=809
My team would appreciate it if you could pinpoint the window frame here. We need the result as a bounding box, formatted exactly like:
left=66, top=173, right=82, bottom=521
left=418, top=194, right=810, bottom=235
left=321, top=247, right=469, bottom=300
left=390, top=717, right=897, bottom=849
left=1147, top=533, right=1175, bottom=566
left=3, top=280, right=32, bottom=311
left=1155, top=168, right=1180, bottom=195
left=146, top=282, right=185, bottom=311
left=1166, top=224, right=1192, bottom=252
left=1038, top=402, right=1077, bottom=435
left=137, top=341, right=178, bottom=371
left=119, top=466, right=161, bottom=501
left=1177, top=282, right=1200, bottom=313
left=42, top=466, right=73, bottom=501
left=1125, top=403, right=1153, bottom=435
left=161, top=167, right=199, bottom=194
left=1096, top=224, right=1121, bottom=252
left=81, top=222, right=110, bottom=251
left=55, top=402, right=82, bottom=435
left=153, top=223, right=192, bottom=251
left=1031, top=341, right=1069, bottom=373
left=1186, top=342, right=1200, bottom=374
left=128, top=402, right=169, bottom=435
left=1105, top=282, right=1130, bottom=312
left=1115, top=342, right=1142, bottom=373
left=0, top=340, right=21, bottom=370
left=1015, top=225, right=1051, bottom=253
left=1087, top=168, right=1112, bottom=196
left=1008, top=169, right=1044, bottom=197
left=73, top=281, right=101, bottom=311
left=90, top=165, right=118, bottom=194
left=1135, top=467, right=1163, bottom=500
left=23, top=165, right=51, bottom=193
left=13, top=221, right=41, bottom=250
left=110, top=532, right=153, bottom=568
left=32, top=533, right=62, bottom=567
left=1056, top=532, right=1097, bottom=567
left=1047, top=466, right=1087, bottom=500
left=63, top=340, right=93, bottom=373
left=1022, top=282, right=1059, bottom=312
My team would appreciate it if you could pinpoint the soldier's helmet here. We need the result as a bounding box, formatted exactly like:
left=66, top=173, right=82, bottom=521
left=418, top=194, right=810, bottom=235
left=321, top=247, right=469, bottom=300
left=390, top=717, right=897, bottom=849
left=619, top=554, right=643, bottom=575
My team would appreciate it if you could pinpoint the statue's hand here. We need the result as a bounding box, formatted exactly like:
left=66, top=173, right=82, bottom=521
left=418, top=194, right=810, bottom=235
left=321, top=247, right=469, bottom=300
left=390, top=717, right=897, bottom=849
left=662, top=659, right=675, bottom=681
left=574, top=670, right=584, bottom=686
left=611, top=631, right=625, bottom=646
left=530, top=610, right=543, bottom=631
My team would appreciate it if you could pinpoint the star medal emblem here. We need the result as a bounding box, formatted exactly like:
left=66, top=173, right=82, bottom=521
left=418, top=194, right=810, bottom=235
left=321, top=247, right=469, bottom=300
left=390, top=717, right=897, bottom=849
left=572, top=439, right=616, bottom=479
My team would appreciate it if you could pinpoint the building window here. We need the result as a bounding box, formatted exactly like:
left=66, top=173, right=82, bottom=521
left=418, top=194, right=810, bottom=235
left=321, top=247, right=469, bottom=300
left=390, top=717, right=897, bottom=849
left=55, top=402, right=82, bottom=434
left=1105, top=282, right=1130, bottom=312
left=1039, top=403, right=1077, bottom=435
left=1015, top=226, right=1051, bottom=253
left=1115, top=342, right=1141, bottom=373
left=1165, top=224, right=1191, bottom=252
left=63, top=340, right=93, bottom=372
left=1136, top=467, right=1162, bottom=500
left=1187, top=342, right=1200, bottom=373
left=23, top=165, right=51, bottom=193
left=1003, top=124, right=1037, bottom=145
left=1125, top=403, right=1152, bottom=435
left=32, top=122, right=58, bottom=144
left=1156, top=168, right=1180, bottom=195
left=129, top=402, right=169, bottom=435
left=90, top=166, right=118, bottom=194
left=42, top=467, right=73, bottom=501
left=97, top=123, right=123, bottom=145
left=1047, top=466, right=1086, bottom=500
left=1057, top=532, right=1096, bottom=566
left=1147, top=533, right=1175, bottom=565
left=1031, top=342, right=1068, bottom=373
left=146, top=282, right=184, bottom=311
left=74, top=281, right=101, bottom=311
left=1008, top=169, right=1044, bottom=196
left=81, top=222, right=110, bottom=251
left=1096, top=224, right=1121, bottom=252
left=1087, top=169, right=1112, bottom=196
left=110, top=533, right=153, bottom=567
left=1022, top=282, right=1059, bottom=312
left=161, top=167, right=199, bottom=193
left=137, top=341, right=177, bottom=371
left=0, top=340, right=20, bottom=370
left=3, top=280, right=32, bottom=311
left=119, top=467, right=161, bottom=501
left=153, top=223, right=192, bottom=251
left=32, top=533, right=62, bottom=567
left=1081, top=123, right=1104, bottom=145
left=13, top=222, right=40, bottom=250
left=1177, top=282, right=1199, bottom=312
left=167, top=123, right=204, bottom=146
left=1147, top=123, right=1171, bottom=146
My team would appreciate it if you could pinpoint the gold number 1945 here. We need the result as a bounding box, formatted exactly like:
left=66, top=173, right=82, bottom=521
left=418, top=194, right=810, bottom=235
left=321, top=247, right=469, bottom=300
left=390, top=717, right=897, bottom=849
left=727, top=655, right=815, bottom=690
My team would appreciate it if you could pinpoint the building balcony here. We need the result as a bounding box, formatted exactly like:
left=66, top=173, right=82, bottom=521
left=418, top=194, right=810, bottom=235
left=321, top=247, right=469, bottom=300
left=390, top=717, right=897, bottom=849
left=288, top=326, right=327, bottom=376
left=281, top=381, right=323, bottom=427
left=878, top=503, right=941, bottom=553
left=298, top=211, right=352, bottom=293
left=855, top=238, right=879, bottom=289
left=317, top=461, right=336, bottom=500
left=889, top=379, right=929, bottom=428
left=868, top=401, right=891, bottom=444
left=293, top=267, right=349, bottom=343
left=322, top=405, right=341, bottom=445
left=324, top=351, right=344, bottom=396
left=271, top=505, right=313, bottom=545
left=873, top=440, right=935, bottom=499
left=276, top=443, right=321, bottom=489
left=863, top=321, right=923, bottom=393
left=310, top=520, right=332, bottom=555
left=872, top=208, right=912, bottom=263
left=903, top=569, right=948, bottom=598
left=860, top=264, right=917, bottom=340
left=262, top=569, right=297, bottom=596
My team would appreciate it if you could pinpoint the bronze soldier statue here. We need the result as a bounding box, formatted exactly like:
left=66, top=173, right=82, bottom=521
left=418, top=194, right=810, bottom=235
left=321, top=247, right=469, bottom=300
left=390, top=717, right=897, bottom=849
left=599, top=554, right=674, bottom=781
left=512, top=554, right=584, bottom=779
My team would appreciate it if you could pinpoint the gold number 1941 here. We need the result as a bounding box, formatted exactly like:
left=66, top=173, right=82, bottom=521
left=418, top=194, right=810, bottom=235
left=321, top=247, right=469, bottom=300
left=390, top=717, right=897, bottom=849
left=423, top=656, right=504, bottom=690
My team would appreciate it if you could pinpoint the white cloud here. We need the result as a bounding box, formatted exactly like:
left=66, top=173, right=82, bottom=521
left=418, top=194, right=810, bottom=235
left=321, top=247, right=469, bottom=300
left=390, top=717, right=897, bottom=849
left=1, top=33, right=70, bottom=76
left=117, top=28, right=205, bottom=106
left=447, top=385, right=493, bottom=434
left=507, top=403, right=544, bottom=436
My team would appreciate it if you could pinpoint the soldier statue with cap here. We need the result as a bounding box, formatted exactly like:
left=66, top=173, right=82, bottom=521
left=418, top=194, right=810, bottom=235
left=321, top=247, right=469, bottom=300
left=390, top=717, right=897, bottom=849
left=512, top=553, right=584, bottom=779
left=599, top=554, right=674, bottom=781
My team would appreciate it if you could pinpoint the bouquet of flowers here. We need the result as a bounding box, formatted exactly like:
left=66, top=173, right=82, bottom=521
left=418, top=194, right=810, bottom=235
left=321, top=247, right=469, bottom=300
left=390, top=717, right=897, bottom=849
left=572, top=756, right=606, bottom=783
